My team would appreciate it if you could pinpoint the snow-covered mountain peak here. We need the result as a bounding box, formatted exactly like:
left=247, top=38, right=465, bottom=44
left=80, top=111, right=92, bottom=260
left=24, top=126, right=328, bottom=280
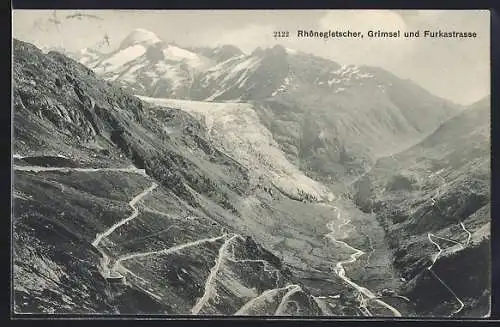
left=162, top=44, right=211, bottom=69
left=185, top=44, right=244, bottom=63
left=213, top=44, right=242, bottom=55
left=119, top=28, right=162, bottom=49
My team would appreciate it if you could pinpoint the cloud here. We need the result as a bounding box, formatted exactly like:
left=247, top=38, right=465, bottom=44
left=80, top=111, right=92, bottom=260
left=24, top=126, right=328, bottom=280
left=201, top=24, right=277, bottom=53
left=401, top=10, right=490, bottom=104
left=313, top=10, right=489, bottom=104
left=13, top=9, right=489, bottom=104
left=319, top=10, right=408, bottom=32
left=314, top=10, right=413, bottom=67
left=201, top=10, right=414, bottom=66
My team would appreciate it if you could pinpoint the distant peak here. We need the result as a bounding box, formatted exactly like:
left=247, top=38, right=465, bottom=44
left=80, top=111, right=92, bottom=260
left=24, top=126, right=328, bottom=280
left=469, top=94, right=490, bottom=109
left=119, top=28, right=162, bottom=49
left=214, top=44, right=243, bottom=54
left=251, top=45, right=288, bottom=57
left=251, top=47, right=264, bottom=56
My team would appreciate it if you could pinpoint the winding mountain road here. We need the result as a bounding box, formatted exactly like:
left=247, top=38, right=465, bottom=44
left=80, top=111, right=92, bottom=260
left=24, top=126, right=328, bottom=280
left=234, top=285, right=298, bottom=315
left=426, top=230, right=469, bottom=315
left=90, top=182, right=158, bottom=278
left=14, top=165, right=148, bottom=176
left=15, top=163, right=415, bottom=316
left=460, top=222, right=472, bottom=246
left=113, top=234, right=227, bottom=271
left=274, top=285, right=303, bottom=315
left=191, top=234, right=241, bottom=314
left=92, top=182, right=158, bottom=248
left=14, top=164, right=155, bottom=279
left=325, top=206, right=403, bottom=317
left=226, top=242, right=280, bottom=278
left=425, top=168, right=475, bottom=316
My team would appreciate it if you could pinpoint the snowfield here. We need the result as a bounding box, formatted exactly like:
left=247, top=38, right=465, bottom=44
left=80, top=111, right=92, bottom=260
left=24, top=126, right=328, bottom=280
left=93, top=44, right=147, bottom=73
left=162, top=45, right=211, bottom=69
left=119, top=28, right=162, bottom=49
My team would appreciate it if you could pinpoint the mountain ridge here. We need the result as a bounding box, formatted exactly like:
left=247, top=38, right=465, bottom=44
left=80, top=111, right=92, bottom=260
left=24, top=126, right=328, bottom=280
left=68, top=29, right=462, bottom=184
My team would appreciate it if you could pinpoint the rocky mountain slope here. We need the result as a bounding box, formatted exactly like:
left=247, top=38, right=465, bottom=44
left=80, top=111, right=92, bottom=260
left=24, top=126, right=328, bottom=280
left=351, top=96, right=491, bottom=317
left=13, top=39, right=411, bottom=316
left=72, top=29, right=463, bottom=184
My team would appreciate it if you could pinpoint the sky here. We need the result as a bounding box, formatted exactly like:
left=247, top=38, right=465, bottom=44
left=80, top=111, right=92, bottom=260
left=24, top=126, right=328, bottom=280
left=12, top=9, right=490, bottom=105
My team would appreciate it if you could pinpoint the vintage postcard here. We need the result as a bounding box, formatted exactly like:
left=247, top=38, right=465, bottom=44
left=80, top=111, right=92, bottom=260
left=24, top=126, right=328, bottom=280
left=11, top=9, right=490, bottom=318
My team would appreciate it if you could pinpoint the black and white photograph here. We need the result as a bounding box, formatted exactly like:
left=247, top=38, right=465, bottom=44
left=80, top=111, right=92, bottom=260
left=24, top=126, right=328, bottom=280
left=11, top=9, right=491, bottom=317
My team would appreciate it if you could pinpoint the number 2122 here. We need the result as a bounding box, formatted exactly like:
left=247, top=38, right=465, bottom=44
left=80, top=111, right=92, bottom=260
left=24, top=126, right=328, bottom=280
left=273, top=31, right=289, bottom=38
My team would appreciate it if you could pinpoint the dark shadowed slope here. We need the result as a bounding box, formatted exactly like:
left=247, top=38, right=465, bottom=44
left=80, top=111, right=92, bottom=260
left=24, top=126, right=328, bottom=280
left=351, top=96, right=490, bottom=317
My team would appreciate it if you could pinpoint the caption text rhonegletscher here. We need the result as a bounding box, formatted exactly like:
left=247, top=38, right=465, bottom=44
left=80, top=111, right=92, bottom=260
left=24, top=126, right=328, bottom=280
left=278, top=30, right=479, bottom=39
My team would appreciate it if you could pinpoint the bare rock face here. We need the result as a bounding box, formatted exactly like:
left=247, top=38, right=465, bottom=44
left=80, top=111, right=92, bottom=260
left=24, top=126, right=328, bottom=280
left=145, top=43, right=166, bottom=63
